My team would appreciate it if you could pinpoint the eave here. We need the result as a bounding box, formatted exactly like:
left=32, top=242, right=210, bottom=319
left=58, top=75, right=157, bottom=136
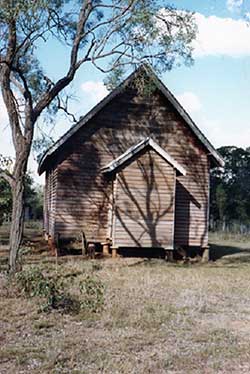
left=101, top=137, right=187, bottom=177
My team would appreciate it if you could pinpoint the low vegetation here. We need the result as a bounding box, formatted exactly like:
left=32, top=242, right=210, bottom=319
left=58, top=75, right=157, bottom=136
left=1, top=233, right=250, bottom=373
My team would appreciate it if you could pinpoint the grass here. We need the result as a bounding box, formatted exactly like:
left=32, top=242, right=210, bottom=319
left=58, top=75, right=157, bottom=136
left=0, top=264, right=250, bottom=373
left=1, top=230, right=250, bottom=372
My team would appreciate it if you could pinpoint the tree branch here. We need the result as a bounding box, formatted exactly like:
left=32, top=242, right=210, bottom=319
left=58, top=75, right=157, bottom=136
left=0, top=20, right=25, bottom=152
left=57, top=96, right=78, bottom=123
left=10, top=73, right=25, bottom=95
left=33, top=0, right=94, bottom=121
left=0, top=169, right=15, bottom=186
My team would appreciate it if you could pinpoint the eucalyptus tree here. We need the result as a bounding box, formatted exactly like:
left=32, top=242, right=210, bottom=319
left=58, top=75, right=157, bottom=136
left=210, top=146, right=250, bottom=232
left=0, top=0, right=196, bottom=272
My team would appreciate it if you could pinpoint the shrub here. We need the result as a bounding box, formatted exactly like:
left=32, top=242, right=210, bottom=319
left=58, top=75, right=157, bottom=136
left=14, top=267, right=79, bottom=313
left=79, top=275, right=105, bottom=313
left=15, top=267, right=57, bottom=298
left=7, top=267, right=105, bottom=315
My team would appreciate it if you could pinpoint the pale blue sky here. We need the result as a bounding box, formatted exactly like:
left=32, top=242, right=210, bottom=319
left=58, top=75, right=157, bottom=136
left=1, top=0, right=250, bottom=184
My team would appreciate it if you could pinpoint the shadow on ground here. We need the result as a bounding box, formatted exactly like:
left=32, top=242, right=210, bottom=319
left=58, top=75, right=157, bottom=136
left=209, top=243, right=250, bottom=264
left=118, top=247, right=166, bottom=259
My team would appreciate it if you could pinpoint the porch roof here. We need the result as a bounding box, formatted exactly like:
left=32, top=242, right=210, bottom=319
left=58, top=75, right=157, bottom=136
left=101, top=137, right=186, bottom=176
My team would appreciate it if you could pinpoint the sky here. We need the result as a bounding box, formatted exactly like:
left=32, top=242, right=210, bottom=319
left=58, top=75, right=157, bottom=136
left=1, top=0, right=250, bottom=185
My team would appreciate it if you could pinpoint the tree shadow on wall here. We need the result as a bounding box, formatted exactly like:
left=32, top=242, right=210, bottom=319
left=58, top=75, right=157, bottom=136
left=95, top=85, right=210, bottom=250
left=114, top=149, right=174, bottom=249
left=56, top=142, right=111, bottom=242
left=52, top=82, right=211, bottom=253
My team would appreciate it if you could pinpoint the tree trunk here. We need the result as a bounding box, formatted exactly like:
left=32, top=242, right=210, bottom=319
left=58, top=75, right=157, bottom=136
left=9, top=175, right=25, bottom=273
left=8, top=144, right=30, bottom=273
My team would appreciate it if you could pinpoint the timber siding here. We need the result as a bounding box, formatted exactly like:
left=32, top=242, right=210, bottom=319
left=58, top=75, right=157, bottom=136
left=113, top=149, right=176, bottom=248
left=40, top=66, right=223, bottom=251
left=44, top=167, right=58, bottom=238
left=54, top=87, right=208, bottom=247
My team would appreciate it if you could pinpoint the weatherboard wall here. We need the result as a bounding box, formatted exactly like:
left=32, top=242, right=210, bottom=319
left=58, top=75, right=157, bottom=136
left=44, top=167, right=58, bottom=238
left=113, top=149, right=176, bottom=249
left=45, top=84, right=209, bottom=248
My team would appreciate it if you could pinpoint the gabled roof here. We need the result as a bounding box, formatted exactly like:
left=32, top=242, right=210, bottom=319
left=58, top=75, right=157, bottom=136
left=101, top=137, right=186, bottom=176
left=38, top=64, right=224, bottom=175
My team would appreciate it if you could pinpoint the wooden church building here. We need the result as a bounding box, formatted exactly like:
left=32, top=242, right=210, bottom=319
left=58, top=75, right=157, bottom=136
left=38, top=65, right=224, bottom=257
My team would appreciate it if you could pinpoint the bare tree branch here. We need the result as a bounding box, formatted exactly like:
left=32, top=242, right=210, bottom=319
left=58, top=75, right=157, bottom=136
left=33, top=0, right=94, bottom=120
left=57, top=96, right=78, bottom=123
left=10, top=73, right=25, bottom=95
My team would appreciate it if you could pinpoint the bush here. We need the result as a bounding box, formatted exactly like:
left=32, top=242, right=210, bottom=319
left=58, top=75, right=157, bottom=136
left=7, top=267, right=105, bottom=316
left=15, top=267, right=58, bottom=298
left=79, top=275, right=105, bottom=313
left=14, top=267, right=79, bottom=313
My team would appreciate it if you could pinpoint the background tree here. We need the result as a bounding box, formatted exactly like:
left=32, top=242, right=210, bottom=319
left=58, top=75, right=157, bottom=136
left=0, top=155, right=13, bottom=225
left=0, top=172, right=43, bottom=225
left=210, top=146, right=250, bottom=233
left=0, top=178, right=12, bottom=225
left=23, top=175, right=44, bottom=221
left=0, top=0, right=196, bottom=272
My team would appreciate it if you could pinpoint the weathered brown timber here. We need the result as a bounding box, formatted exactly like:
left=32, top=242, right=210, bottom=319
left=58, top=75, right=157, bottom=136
left=113, top=150, right=175, bottom=249
left=39, top=66, right=224, bottom=255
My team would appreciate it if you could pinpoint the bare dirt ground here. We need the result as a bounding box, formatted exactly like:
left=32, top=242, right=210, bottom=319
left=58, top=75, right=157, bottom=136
left=1, top=229, right=250, bottom=373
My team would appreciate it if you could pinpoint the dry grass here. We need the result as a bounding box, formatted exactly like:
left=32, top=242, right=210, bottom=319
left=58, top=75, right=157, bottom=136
left=1, top=234, right=250, bottom=373
left=0, top=259, right=250, bottom=373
